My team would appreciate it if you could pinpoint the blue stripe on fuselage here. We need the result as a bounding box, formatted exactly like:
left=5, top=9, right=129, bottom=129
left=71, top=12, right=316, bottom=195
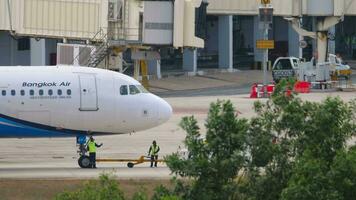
left=0, top=113, right=121, bottom=138
left=0, top=114, right=83, bottom=138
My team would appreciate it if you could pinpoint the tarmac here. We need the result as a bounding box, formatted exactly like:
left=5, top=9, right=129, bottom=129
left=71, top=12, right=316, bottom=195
left=0, top=70, right=355, bottom=180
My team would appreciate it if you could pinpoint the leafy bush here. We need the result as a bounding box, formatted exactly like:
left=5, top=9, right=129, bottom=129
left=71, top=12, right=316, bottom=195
left=55, top=174, right=125, bottom=200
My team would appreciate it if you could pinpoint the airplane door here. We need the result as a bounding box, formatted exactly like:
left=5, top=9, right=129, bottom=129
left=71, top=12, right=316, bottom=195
left=79, top=74, right=98, bottom=111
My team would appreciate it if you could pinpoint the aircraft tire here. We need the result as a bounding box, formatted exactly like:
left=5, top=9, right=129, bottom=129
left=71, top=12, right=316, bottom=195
left=127, top=162, right=134, bottom=168
left=78, top=156, right=91, bottom=168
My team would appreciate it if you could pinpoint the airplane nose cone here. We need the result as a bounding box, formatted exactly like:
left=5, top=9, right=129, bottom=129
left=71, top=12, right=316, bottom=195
left=158, top=99, right=173, bottom=124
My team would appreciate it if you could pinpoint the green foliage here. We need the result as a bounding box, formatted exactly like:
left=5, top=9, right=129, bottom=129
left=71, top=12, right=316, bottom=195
left=151, top=183, right=182, bottom=200
left=131, top=187, right=148, bottom=200
left=164, top=79, right=356, bottom=200
left=239, top=80, right=356, bottom=200
left=165, top=100, right=249, bottom=200
left=329, top=147, right=356, bottom=199
left=55, top=174, right=125, bottom=200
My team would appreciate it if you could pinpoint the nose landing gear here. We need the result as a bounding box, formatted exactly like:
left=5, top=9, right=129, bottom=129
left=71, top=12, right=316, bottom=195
left=76, top=136, right=91, bottom=168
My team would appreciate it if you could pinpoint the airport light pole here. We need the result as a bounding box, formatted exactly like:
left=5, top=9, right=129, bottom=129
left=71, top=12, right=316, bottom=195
left=263, top=22, right=268, bottom=91
left=258, top=0, right=273, bottom=97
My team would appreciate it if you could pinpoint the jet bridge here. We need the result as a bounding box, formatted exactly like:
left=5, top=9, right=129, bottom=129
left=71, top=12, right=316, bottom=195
left=277, top=0, right=355, bottom=84
left=0, top=0, right=208, bottom=70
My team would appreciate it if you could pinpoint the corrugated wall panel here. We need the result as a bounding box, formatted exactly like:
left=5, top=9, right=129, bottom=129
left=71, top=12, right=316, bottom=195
left=0, top=0, right=9, bottom=30
left=271, top=0, right=294, bottom=16
left=207, top=0, right=258, bottom=15
left=19, top=0, right=105, bottom=39
left=345, top=0, right=356, bottom=16
left=207, top=0, right=296, bottom=16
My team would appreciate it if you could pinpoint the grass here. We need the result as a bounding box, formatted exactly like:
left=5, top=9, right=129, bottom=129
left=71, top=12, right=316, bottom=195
left=0, top=179, right=172, bottom=200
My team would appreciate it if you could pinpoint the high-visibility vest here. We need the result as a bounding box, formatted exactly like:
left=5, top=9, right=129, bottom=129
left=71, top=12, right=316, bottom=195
left=88, top=141, right=96, bottom=153
left=149, top=145, right=159, bottom=156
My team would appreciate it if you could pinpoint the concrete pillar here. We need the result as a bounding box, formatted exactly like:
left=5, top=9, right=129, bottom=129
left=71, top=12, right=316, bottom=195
left=311, top=17, right=317, bottom=55
left=218, top=15, right=233, bottom=71
left=328, top=26, right=335, bottom=55
left=31, top=39, right=46, bottom=66
left=183, top=49, right=197, bottom=75
left=288, top=24, right=302, bottom=58
left=9, top=36, right=16, bottom=65
left=148, top=60, right=162, bottom=79
left=253, top=16, right=263, bottom=63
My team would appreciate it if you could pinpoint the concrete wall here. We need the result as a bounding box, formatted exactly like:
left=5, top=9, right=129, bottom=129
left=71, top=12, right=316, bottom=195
left=0, top=31, right=59, bottom=66
left=0, top=32, right=30, bottom=66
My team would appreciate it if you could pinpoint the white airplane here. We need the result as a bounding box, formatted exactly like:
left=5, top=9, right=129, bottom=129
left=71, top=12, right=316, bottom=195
left=0, top=66, right=173, bottom=167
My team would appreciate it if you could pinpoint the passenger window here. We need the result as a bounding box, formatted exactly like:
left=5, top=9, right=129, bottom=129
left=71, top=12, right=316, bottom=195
left=30, top=90, right=34, bottom=96
left=120, top=85, right=128, bottom=95
left=48, top=89, right=53, bottom=96
left=39, top=89, right=44, bottom=96
left=67, top=89, right=71, bottom=95
left=129, top=85, right=140, bottom=95
left=57, top=89, right=62, bottom=96
left=20, top=90, right=25, bottom=96
left=2, top=90, right=6, bottom=96
left=11, top=90, right=16, bottom=96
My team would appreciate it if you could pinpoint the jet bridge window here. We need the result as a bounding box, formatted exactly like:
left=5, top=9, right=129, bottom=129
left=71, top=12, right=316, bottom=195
left=2, top=90, right=6, bottom=96
left=129, top=85, right=140, bottom=95
left=120, top=85, right=128, bottom=95
left=11, top=90, right=16, bottom=96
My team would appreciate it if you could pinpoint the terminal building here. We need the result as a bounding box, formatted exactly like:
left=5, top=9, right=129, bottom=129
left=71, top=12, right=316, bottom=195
left=0, top=0, right=356, bottom=77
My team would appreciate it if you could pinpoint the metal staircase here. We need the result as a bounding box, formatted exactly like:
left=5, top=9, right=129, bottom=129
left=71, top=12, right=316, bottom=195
left=87, top=42, right=110, bottom=68
left=73, top=0, right=133, bottom=69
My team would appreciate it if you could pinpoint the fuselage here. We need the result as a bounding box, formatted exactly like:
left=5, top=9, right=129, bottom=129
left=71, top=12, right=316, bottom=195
left=0, top=66, right=172, bottom=137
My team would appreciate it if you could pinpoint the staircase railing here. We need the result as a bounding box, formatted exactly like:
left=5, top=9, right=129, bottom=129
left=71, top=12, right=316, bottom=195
left=72, top=28, right=108, bottom=66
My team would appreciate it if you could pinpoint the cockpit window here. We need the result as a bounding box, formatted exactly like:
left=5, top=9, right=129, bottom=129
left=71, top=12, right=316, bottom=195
left=120, top=85, right=128, bottom=95
left=129, top=85, right=140, bottom=95
left=137, top=85, right=149, bottom=93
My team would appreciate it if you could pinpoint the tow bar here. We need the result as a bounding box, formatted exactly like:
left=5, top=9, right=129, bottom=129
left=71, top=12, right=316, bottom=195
left=96, top=156, right=164, bottom=168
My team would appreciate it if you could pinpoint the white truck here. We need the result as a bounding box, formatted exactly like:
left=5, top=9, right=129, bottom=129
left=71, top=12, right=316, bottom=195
left=272, top=54, right=351, bottom=84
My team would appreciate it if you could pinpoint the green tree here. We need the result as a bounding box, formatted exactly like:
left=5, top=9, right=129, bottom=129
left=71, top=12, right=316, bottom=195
left=240, top=80, right=356, bottom=200
left=165, top=100, right=249, bottom=200
left=163, top=79, right=355, bottom=200
left=329, top=147, right=356, bottom=199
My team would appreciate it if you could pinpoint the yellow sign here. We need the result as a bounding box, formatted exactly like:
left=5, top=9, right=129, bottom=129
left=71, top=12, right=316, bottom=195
left=256, top=40, right=275, bottom=49
left=261, top=0, right=271, bottom=4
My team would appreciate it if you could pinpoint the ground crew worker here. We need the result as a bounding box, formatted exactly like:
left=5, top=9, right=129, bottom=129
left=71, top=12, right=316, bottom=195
left=148, top=140, right=160, bottom=167
left=87, top=136, right=103, bottom=168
